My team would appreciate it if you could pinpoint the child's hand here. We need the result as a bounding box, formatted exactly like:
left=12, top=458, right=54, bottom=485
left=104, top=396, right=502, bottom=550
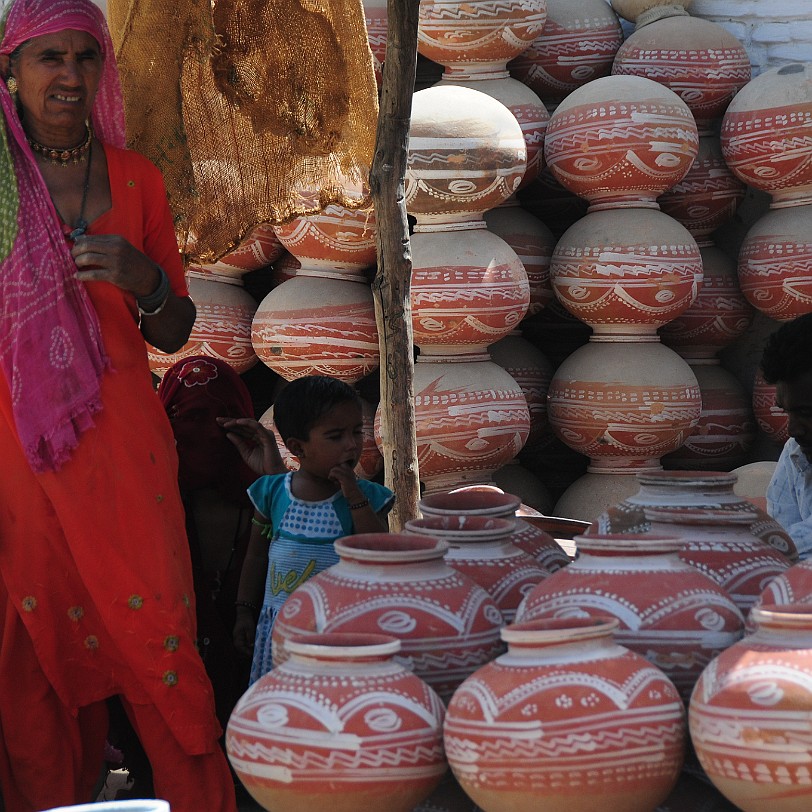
left=233, top=609, right=257, bottom=658
left=329, top=461, right=364, bottom=501
left=218, top=416, right=286, bottom=476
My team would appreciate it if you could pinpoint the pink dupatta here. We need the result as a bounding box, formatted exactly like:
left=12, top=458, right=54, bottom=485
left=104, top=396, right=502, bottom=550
left=0, top=0, right=127, bottom=472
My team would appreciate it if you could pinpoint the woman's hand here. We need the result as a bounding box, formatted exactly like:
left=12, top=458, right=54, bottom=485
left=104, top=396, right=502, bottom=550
left=71, top=234, right=195, bottom=353
left=218, top=417, right=287, bottom=477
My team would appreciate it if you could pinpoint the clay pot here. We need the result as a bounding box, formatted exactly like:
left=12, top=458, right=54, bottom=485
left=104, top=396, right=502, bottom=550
left=752, top=368, right=789, bottom=445
left=147, top=272, right=258, bottom=377
left=193, top=222, right=284, bottom=279
left=418, top=487, right=570, bottom=572
left=737, top=204, right=812, bottom=322
left=404, top=515, right=550, bottom=622
left=547, top=338, right=702, bottom=471
left=251, top=273, right=379, bottom=383
left=491, top=461, right=555, bottom=515
left=550, top=207, right=702, bottom=336
left=658, top=137, right=747, bottom=240
left=484, top=199, right=555, bottom=318
left=444, top=617, right=686, bottom=812
left=410, top=225, right=530, bottom=353
left=544, top=74, right=698, bottom=209
left=273, top=204, right=377, bottom=274
left=721, top=63, right=812, bottom=207
left=227, top=632, right=447, bottom=812
left=756, top=558, right=812, bottom=613
left=406, top=85, right=527, bottom=223
left=361, top=0, right=387, bottom=86
left=612, top=11, right=751, bottom=135
left=689, top=604, right=812, bottom=812
left=659, top=244, right=754, bottom=359
left=516, top=533, right=744, bottom=702
left=611, top=0, right=692, bottom=22
left=417, top=0, right=548, bottom=72
left=270, top=534, right=505, bottom=703
left=661, top=360, right=756, bottom=471
left=508, top=0, right=623, bottom=107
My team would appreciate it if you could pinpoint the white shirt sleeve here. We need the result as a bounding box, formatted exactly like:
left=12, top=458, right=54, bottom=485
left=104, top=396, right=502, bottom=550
left=767, top=439, right=812, bottom=559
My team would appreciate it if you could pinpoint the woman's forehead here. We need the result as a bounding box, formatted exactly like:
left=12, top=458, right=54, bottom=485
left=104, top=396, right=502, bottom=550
left=21, top=28, right=100, bottom=55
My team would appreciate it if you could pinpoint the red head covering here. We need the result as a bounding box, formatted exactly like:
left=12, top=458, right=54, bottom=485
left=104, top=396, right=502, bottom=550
left=158, top=356, right=256, bottom=503
left=0, top=0, right=127, bottom=472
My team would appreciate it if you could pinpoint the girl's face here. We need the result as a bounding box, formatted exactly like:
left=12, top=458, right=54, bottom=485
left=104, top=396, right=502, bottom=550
left=290, top=400, right=364, bottom=480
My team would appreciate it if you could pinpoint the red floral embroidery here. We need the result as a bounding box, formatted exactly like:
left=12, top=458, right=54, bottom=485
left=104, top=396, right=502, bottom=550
left=179, top=359, right=218, bottom=387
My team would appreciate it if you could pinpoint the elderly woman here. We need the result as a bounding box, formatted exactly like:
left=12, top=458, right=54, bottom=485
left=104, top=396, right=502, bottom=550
left=0, top=1, right=236, bottom=810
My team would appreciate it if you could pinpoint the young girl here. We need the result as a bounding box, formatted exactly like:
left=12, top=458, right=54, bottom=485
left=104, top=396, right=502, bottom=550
left=232, top=375, right=394, bottom=682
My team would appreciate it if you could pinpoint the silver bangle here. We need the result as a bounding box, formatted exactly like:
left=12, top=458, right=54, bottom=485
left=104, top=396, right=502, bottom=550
left=137, top=267, right=170, bottom=316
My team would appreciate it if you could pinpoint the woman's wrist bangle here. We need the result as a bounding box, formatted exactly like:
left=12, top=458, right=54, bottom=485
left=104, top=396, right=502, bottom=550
left=235, top=600, right=259, bottom=615
left=348, top=498, right=370, bottom=511
left=137, top=267, right=171, bottom=316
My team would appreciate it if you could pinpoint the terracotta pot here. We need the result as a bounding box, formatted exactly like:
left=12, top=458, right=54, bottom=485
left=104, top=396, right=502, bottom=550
left=404, top=515, right=550, bottom=622
left=611, top=0, right=692, bottom=22
left=508, top=0, right=623, bottom=107
left=553, top=470, right=644, bottom=524
left=516, top=533, right=744, bottom=702
left=386, top=353, right=530, bottom=493
left=418, top=487, right=570, bottom=572
left=659, top=244, right=754, bottom=359
left=721, top=63, right=812, bottom=207
left=147, top=273, right=258, bottom=377
left=273, top=203, right=377, bottom=274
left=689, top=604, right=812, bottom=812
left=547, top=338, right=702, bottom=470
left=756, top=558, right=812, bottom=613
left=737, top=204, right=812, bottom=322
left=270, top=534, right=505, bottom=703
left=417, top=0, right=547, bottom=71
left=544, top=74, right=698, bottom=209
left=661, top=360, right=756, bottom=471
left=361, top=0, right=387, bottom=86
left=227, top=632, right=447, bottom=812
left=491, top=461, right=555, bottom=515
left=484, top=198, right=555, bottom=318
left=550, top=207, right=702, bottom=336
left=410, top=225, right=530, bottom=353
left=752, top=368, right=789, bottom=445
left=406, top=85, right=527, bottom=223
left=612, top=11, right=750, bottom=135
left=251, top=273, right=379, bottom=383
left=444, top=617, right=686, bottom=812
left=658, top=137, right=747, bottom=240
left=517, top=166, right=589, bottom=242
left=193, top=222, right=284, bottom=278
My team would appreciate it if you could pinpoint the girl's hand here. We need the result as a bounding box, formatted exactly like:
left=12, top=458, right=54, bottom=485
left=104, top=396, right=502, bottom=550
left=233, top=609, right=257, bottom=658
left=329, top=461, right=364, bottom=502
left=218, top=417, right=286, bottom=476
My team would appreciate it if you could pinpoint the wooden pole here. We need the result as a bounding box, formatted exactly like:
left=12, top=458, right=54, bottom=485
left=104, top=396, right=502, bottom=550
left=369, top=0, right=421, bottom=531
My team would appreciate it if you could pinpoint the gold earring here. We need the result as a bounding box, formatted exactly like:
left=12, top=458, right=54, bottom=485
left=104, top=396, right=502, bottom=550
left=6, top=76, right=17, bottom=97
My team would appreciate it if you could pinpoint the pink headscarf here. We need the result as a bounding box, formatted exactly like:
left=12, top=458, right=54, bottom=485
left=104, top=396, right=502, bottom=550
left=0, top=0, right=127, bottom=472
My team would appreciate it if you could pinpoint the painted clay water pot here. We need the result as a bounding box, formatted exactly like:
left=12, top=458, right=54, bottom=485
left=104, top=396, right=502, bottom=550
left=550, top=207, right=702, bottom=336
left=547, top=337, right=702, bottom=471
left=227, top=632, right=448, bottom=812
left=438, top=70, right=549, bottom=187
left=194, top=222, right=284, bottom=279
left=515, top=533, right=744, bottom=702
left=251, top=273, right=379, bottom=383
left=404, top=515, right=550, bottom=623
left=508, top=0, right=623, bottom=108
left=270, top=534, right=505, bottom=703
left=396, top=353, right=530, bottom=493
left=273, top=203, right=377, bottom=274
left=612, top=10, right=751, bottom=135
left=444, top=617, right=686, bottom=812
left=755, top=559, right=812, bottom=614
left=361, top=0, right=387, bottom=87
left=544, top=74, right=698, bottom=209
left=658, top=137, right=748, bottom=241
left=752, top=367, right=789, bottom=445
left=659, top=244, right=754, bottom=360
left=406, top=85, right=527, bottom=224
left=611, top=0, right=692, bottom=21
left=689, top=604, right=812, bottom=812
left=419, top=487, right=570, bottom=572
left=736, top=204, right=812, bottom=322
left=147, top=272, right=258, bottom=377
left=721, top=63, right=812, bottom=207
left=484, top=198, right=555, bottom=317
left=417, top=0, right=547, bottom=72
left=661, top=360, right=756, bottom=471
left=410, top=225, right=530, bottom=353
left=594, top=469, right=798, bottom=560
left=518, top=166, right=589, bottom=243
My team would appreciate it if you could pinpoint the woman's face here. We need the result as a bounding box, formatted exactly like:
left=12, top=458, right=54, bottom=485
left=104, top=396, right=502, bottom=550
left=10, top=29, right=102, bottom=143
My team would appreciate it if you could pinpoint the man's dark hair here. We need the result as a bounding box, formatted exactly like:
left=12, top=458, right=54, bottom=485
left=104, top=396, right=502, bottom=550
left=761, top=312, right=812, bottom=384
left=272, top=375, right=361, bottom=442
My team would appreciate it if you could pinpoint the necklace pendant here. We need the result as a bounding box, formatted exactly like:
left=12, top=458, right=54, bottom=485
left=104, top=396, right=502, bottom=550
left=69, top=219, right=88, bottom=241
